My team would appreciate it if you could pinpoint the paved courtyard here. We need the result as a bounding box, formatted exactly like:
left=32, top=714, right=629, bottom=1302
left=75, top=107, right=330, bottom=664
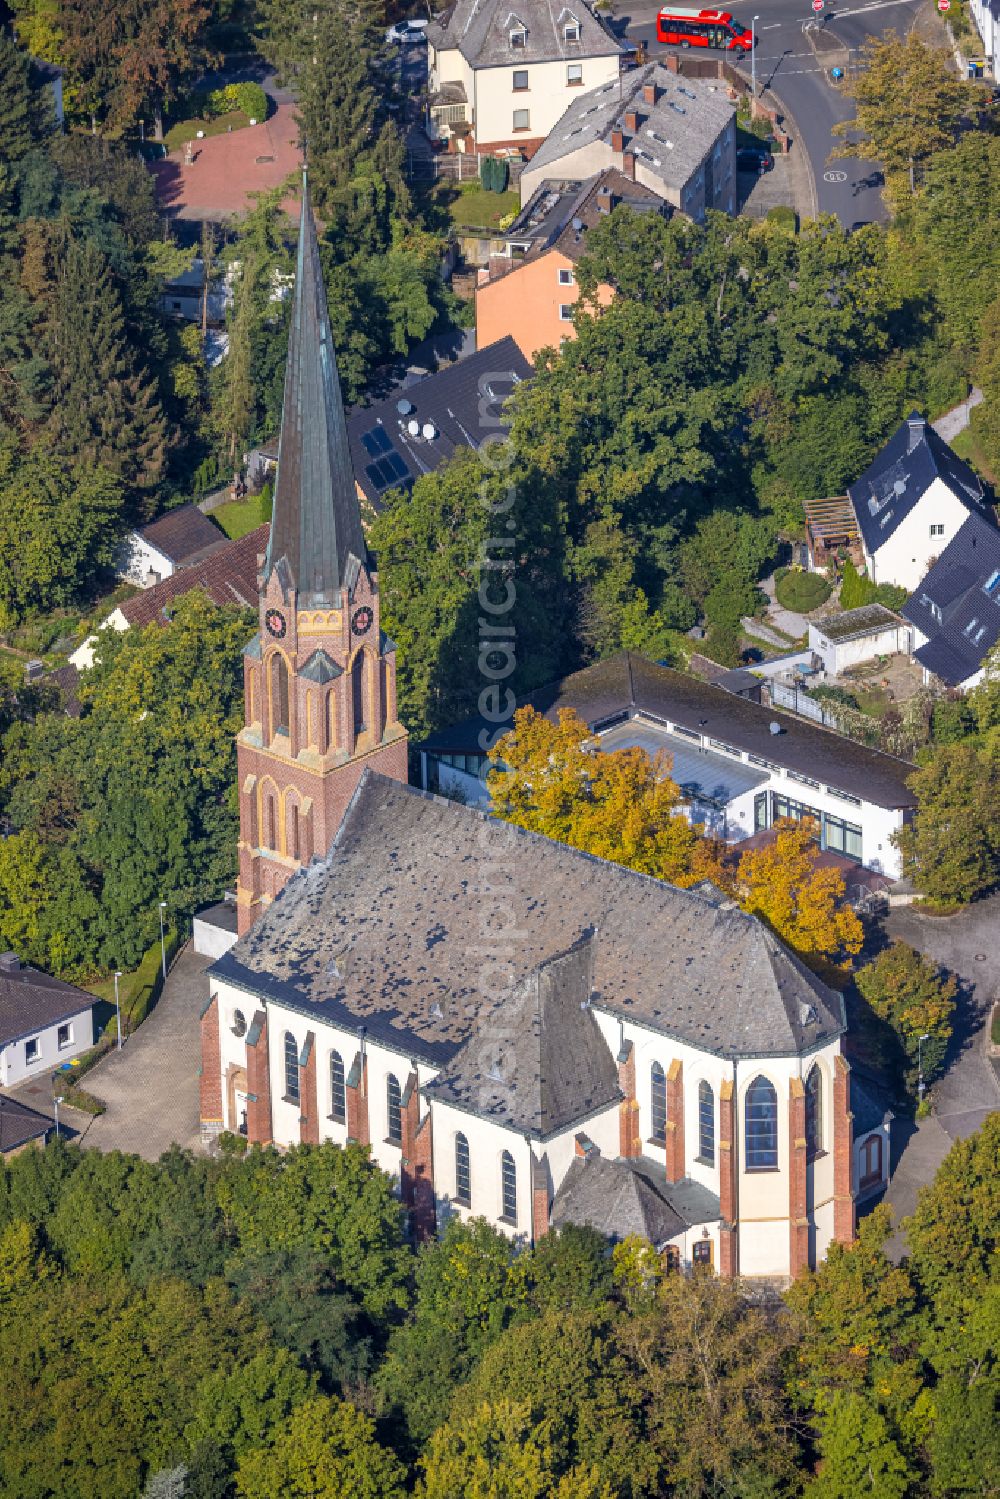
left=150, top=101, right=301, bottom=221
left=9, top=944, right=210, bottom=1160
left=880, top=894, right=1000, bottom=1258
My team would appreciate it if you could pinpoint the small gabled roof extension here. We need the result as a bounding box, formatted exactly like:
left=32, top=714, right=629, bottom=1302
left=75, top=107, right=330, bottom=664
left=551, top=1149, right=720, bottom=1244
left=849, top=411, right=991, bottom=556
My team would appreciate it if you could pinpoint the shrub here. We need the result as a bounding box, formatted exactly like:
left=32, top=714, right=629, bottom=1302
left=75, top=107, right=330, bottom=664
left=774, top=568, right=831, bottom=613
left=206, top=82, right=267, bottom=121
left=840, top=560, right=907, bottom=613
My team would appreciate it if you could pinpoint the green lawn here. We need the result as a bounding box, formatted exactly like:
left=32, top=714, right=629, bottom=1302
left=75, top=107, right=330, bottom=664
left=439, top=186, right=520, bottom=230
left=163, top=110, right=252, bottom=151
left=212, top=492, right=271, bottom=540
left=950, top=425, right=997, bottom=486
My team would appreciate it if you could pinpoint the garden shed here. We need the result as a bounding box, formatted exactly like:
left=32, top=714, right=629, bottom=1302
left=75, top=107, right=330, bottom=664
left=808, top=604, right=912, bottom=677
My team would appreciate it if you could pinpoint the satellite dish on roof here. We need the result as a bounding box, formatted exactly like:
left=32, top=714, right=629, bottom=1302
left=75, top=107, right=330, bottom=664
left=571, top=216, right=584, bottom=230
left=407, top=418, right=420, bottom=436
left=769, top=721, right=783, bottom=735
left=422, top=422, right=437, bottom=440
left=397, top=398, right=413, bottom=415
left=893, top=479, right=906, bottom=496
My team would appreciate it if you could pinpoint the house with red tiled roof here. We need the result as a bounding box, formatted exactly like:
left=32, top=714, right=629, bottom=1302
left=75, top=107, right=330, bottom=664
left=117, top=503, right=228, bottom=587
left=69, top=524, right=268, bottom=671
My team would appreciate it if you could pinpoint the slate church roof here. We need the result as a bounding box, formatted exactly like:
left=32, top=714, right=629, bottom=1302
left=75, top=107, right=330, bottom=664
left=265, top=172, right=367, bottom=607
left=551, top=1149, right=720, bottom=1244
left=211, top=772, right=846, bottom=1075
left=424, top=935, right=622, bottom=1139
left=848, top=411, right=991, bottom=556
left=903, top=510, right=1000, bottom=685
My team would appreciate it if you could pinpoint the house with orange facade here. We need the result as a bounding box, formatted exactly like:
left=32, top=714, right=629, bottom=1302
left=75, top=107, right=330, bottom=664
left=476, top=167, right=665, bottom=360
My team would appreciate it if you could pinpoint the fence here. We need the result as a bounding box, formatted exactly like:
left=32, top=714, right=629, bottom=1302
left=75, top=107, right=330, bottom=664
left=406, top=150, right=525, bottom=186
left=768, top=680, right=840, bottom=728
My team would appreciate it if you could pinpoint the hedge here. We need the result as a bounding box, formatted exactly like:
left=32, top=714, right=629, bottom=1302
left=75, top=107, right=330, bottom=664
left=91, top=927, right=181, bottom=1041
left=774, top=567, right=832, bottom=613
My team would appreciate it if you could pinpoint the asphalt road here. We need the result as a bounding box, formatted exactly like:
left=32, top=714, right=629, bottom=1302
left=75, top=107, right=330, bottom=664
left=620, top=0, right=923, bottom=223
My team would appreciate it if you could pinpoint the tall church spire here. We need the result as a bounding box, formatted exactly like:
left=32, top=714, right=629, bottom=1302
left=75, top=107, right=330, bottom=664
left=265, top=170, right=367, bottom=607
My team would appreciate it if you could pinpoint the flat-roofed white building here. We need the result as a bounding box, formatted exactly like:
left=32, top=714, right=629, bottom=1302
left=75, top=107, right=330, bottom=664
left=418, top=651, right=917, bottom=877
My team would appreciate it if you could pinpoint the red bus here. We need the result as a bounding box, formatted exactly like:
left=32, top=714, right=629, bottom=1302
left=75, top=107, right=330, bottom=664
left=656, top=7, right=755, bottom=48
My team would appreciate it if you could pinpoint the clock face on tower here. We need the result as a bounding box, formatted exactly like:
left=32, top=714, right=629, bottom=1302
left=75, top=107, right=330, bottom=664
left=264, top=608, right=287, bottom=639
left=351, top=605, right=374, bottom=637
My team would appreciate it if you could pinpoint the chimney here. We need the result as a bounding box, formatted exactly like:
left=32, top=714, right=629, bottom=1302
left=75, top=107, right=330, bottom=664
left=665, top=52, right=679, bottom=73
left=0, top=953, right=20, bottom=973
left=574, top=1132, right=598, bottom=1158
left=623, top=150, right=636, bottom=181
left=611, top=126, right=624, bottom=152
left=643, top=82, right=658, bottom=105
left=624, top=109, right=639, bottom=132
left=907, top=412, right=926, bottom=453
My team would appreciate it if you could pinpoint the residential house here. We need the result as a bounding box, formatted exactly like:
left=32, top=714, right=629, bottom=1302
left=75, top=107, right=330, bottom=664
left=346, top=337, right=533, bottom=511
left=202, top=772, right=864, bottom=1280
left=0, top=1096, right=54, bottom=1158
left=159, top=257, right=231, bottom=325
left=808, top=604, right=912, bottom=678
left=418, top=651, right=917, bottom=876
left=70, top=524, right=268, bottom=671
left=968, top=0, right=1000, bottom=78
left=117, top=503, right=227, bottom=588
left=476, top=168, right=666, bottom=360
left=903, top=510, right=1000, bottom=690
left=518, top=62, right=737, bottom=220
left=426, top=0, right=623, bottom=155
left=848, top=412, right=995, bottom=593
left=0, top=952, right=94, bottom=1087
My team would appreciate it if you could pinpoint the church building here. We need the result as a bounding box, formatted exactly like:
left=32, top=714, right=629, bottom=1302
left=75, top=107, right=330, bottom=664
left=199, top=175, right=887, bottom=1282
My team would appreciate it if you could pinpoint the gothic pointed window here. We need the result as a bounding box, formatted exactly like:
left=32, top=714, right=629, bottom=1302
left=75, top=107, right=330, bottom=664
left=698, top=1080, right=715, bottom=1164
left=455, top=1132, right=471, bottom=1206
left=270, top=653, right=290, bottom=736
left=650, top=1061, right=667, bottom=1144
left=284, top=1031, right=300, bottom=1103
left=745, top=1075, right=778, bottom=1170
left=325, top=689, right=337, bottom=753
left=352, top=652, right=366, bottom=744
left=289, top=801, right=301, bottom=861
left=501, top=1150, right=517, bottom=1222
left=386, top=1072, right=402, bottom=1144
left=805, top=1065, right=823, bottom=1158
left=330, top=1050, right=346, bottom=1123
left=265, top=792, right=277, bottom=851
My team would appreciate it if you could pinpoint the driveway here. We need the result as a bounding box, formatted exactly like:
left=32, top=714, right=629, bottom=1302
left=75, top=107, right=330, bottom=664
left=880, top=895, right=1000, bottom=1256
left=7, top=944, right=211, bottom=1160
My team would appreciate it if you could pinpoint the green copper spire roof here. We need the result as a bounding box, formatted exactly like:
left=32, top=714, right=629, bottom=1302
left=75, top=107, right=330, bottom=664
left=264, top=171, right=367, bottom=606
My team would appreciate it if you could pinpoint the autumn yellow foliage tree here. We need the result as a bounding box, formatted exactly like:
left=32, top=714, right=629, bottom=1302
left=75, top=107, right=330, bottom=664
left=733, top=819, right=863, bottom=982
left=486, top=706, right=721, bottom=888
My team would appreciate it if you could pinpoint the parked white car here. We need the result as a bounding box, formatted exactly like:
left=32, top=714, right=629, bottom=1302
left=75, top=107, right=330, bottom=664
left=385, top=17, right=428, bottom=44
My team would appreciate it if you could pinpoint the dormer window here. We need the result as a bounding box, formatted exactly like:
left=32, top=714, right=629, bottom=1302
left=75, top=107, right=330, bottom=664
left=564, top=19, right=581, bottom=39
left=509, top=23, right=527, bottom=46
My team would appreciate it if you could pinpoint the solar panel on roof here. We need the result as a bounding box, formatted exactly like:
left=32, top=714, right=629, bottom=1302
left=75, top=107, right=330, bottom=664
left=361, top=426, right=392, bottom=457
left=365, top=452, right=411, bottom=492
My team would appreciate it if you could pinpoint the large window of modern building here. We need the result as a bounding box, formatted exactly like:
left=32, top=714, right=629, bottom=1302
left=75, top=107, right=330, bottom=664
left=330, top=1050, right=346, bottom=1123
left=284, top=1031, right=299, bottom=1103
left=805, top=1064, right=823, bottom=1158
left=756, top=791, right=863, bottom=862
left=650, top=1061, right=667, bottom=1145
left=501, top=1149, right=517, bottom=1221
left=455, top=1132, right=472, bottom=1206
left=698, top=1079, right=715, bottom=1164
left=386, top=1073, right=402, bottom=1144
left=745, top=1075, right=778, bottom=1169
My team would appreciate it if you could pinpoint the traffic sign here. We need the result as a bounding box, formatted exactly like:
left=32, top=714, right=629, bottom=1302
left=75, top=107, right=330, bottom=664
left=812, top=1, right=824, bottom=11
left=937, top=1, right=950, bottom=10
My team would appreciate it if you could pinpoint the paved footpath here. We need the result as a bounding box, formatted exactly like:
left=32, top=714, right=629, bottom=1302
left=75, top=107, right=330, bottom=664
left=881, top=895, right=1000, bottom=1258
left=8, top=944, right=212, bottom=1160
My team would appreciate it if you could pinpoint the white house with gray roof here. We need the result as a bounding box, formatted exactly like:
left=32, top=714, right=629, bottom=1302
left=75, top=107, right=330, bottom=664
left=202, top=771, right=869, bottom=1281
left=426, top=0, right=623, bottom=153
left=519, top=61, right=737, bottom=219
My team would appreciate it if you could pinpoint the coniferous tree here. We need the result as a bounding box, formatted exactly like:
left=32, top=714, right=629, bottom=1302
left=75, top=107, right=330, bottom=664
left=44, top=233, right=168, bottom=515
left=0, top=31, right=49, bottom=164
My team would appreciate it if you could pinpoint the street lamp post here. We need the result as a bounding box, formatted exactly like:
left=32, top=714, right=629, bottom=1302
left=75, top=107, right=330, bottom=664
left=751, top=14, right=760, bottom=98
left=158, top=900, right=168, bottom=981
left=53, top=1094, right=63, bottom=1140
left=917, top=1032, right=931, bottom=1101
left=114, top=970, right=124, bottom=1050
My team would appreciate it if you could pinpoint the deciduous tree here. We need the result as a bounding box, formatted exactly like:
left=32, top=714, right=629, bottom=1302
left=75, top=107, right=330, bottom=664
left=893, top=741, right=1000, bottom=906
left=854, top=941, right=956, bottom=1091
left=235, top=1396, right=407, bottom=1499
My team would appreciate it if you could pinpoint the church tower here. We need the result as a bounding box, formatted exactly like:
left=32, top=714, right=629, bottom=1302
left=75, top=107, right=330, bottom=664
left=235, top=174, right=408, bottom=934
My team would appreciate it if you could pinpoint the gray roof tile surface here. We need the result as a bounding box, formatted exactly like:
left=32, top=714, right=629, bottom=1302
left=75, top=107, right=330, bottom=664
left=903, top=510, right=1000, bottom=685
left=0, top=957, right=94, bottom=1048
left=211, top=772, right=846, bottom=1067
left=526, top=62, right=734, bottom=194
left=428, top=0, right=622, bottom=67
left=551, top=1150, right=720, bottom=1243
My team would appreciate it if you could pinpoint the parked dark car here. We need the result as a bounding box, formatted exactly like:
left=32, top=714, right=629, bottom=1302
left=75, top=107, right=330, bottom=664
left=736, top=143, right=774, bottom=173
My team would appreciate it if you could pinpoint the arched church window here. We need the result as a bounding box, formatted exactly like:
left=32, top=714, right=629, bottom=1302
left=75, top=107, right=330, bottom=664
left=284, top=1032, right=300, bottom=1104
left=330, top=1051, right=346, bottom=1123
left=352, top=652, right=366, bottom=744
left=325, top=689, right=337, bottom=753
left=805, top=1064, right=823, bottom=1158
left=270, top=653, right=290, bottom=737
left=650, top=1061, right=667, bottom=1145
left=745, top=1075, right=778, bottom=1170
